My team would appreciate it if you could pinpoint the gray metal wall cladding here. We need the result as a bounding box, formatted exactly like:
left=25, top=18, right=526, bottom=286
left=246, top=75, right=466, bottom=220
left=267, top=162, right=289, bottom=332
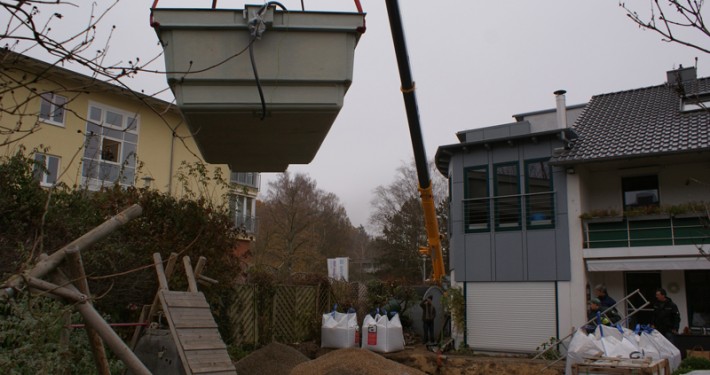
left=448, top=135, right=571, bottom=282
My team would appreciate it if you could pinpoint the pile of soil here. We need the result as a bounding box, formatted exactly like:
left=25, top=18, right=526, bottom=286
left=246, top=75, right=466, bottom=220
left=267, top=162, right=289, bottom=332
left=290, top=348, right=426, bottom=375
left=234, top=341, right=563, bottom=375
left=234, top=342, right=310, bottom=375
left=384, top=346, right=564, bottom=375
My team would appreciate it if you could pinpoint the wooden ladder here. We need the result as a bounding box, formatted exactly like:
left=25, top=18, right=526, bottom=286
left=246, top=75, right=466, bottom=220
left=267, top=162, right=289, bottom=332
left=144, top=253, right=236, bottom=375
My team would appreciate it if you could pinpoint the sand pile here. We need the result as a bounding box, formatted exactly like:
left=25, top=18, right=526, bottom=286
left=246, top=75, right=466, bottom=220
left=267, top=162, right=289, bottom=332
left=234, top=342, right=310, bottom=375
left=290, top=348, right=426, bottom=375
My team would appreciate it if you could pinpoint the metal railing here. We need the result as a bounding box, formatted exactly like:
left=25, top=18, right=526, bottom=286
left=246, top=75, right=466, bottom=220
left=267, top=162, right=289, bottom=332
left=235, top=215, right=258, bottom=234
left=462, top=191, right=555, bottom=231
left=583, top=215, right=709, bottom=248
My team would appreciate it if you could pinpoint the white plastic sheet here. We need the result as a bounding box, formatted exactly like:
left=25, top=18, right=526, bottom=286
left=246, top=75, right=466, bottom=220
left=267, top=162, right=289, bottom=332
left=564, top=326, right=682, bottom=375
left=321, top=311, right=360, bottom=349
left=361, top=313, right=405, bottom=353
left=565, top=328, right=603, bottom=375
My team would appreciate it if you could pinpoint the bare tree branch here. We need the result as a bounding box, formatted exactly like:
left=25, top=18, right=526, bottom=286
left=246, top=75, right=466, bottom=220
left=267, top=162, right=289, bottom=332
left=620, top=0, right=710, bottom=54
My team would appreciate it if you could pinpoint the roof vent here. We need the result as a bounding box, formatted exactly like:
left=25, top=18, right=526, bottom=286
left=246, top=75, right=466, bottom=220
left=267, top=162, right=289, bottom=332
left=667, top=65, right=697, bottom=86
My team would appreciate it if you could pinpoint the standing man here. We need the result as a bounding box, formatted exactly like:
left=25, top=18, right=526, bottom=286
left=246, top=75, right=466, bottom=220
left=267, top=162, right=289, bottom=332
left=420, top=295, right=436, bottom=345
left=653, top=287, right=681, bottom=342
left=593, top=284, right=617, bottom=311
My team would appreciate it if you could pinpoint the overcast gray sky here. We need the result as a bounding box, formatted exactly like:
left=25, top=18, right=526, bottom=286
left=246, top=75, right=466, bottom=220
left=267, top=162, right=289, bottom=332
left=26, top=0, right=708, bottom=231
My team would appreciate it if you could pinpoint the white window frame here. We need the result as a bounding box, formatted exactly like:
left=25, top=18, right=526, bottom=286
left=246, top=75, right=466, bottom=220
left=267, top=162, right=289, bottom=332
left=39, top=93, right=67, bottom=127
left=81, top=102, right=140, bottom=190
left=33, top=153, right=61, bottom=187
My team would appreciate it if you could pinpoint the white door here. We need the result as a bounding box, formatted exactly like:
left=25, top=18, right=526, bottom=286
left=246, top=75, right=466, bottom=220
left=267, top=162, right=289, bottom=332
left=466, top=282, right=557, bottom=352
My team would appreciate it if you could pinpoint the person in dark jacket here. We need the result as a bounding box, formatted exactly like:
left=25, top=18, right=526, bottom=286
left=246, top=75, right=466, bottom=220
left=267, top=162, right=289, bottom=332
left=653, top=287, right=681, bottom=341
left=593, top=284, right=617, bottom=311
left=420, top=295, right=436, bottom=345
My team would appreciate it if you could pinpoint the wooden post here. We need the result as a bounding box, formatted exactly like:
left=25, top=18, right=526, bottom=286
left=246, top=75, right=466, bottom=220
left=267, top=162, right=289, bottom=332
left=183, top=256, right=198, bottom=293
left=2, top=204, right=143, bottom=298
left=130, top=252, right=178, bottom=349
left=42, top=272, right=152, bottom=375
left=194, top=256, right=207, bottom=279
left=154, top=253, right=169, bottom=291
left=65, top=248, right=111, bottom=375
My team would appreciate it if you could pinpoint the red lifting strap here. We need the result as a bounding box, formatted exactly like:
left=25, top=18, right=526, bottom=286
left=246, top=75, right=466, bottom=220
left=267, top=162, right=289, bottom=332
left=354, top=0, right=366, bottom=33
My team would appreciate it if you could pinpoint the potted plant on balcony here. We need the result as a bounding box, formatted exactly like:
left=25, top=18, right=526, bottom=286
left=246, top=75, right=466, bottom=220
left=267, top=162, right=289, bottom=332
left=665, top=201, right=709, bottom=219
left=580, top=208, right=623, bottom=223
left=623, top=205, right=669, bottom=221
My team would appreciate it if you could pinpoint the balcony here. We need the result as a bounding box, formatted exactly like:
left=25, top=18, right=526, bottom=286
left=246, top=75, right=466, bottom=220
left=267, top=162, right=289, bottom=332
left=235, top=215, right=258, bottom=234
left=230, top=172, right=260, bottom=189
left=583, top=215, right=710, bottom=249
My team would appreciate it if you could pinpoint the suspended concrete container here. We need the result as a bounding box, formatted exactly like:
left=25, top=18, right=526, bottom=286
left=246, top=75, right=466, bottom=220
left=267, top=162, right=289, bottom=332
left=151, top=4, right=366, bottom=172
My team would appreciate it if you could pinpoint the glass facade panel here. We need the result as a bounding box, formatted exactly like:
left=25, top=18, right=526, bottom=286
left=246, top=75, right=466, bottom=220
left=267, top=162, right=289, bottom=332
left=495, top=163, right=520, bottom=229
left=464, top=166, right=489, bottom=231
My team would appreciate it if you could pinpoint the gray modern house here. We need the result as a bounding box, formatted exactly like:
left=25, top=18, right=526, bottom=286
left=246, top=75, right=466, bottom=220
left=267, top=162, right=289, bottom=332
left=435, top=92, right=585, bottom=352
left=436, top=66, right=710, bottom=353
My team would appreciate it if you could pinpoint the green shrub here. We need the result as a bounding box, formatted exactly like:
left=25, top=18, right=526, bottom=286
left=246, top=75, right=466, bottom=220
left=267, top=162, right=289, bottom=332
left=673, top=356, right=710, bottom=375
left=0, top=294, right=125, bottom=374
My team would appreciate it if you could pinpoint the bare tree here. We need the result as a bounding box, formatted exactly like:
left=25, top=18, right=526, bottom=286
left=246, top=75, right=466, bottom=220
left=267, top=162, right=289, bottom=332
left=254, top=172, right=356, bottom=282
left=0, top=1, right=173, bottom=149
left=368, top=159, right=447, bottom=282
left=620, top=0, right=710, bottom=54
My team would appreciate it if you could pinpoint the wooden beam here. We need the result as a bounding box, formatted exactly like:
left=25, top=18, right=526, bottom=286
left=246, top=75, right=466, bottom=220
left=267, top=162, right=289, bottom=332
left=153, top=253, right=169, bottom=291
left=65, top=248, right=111, bottom=375
left=50, top=271, right=151, bottom=375
left=194, top=256, right=207, bottom=279
left=2, top=204, right=143, bottom=298
left=183, top=256, right=198, bottom=293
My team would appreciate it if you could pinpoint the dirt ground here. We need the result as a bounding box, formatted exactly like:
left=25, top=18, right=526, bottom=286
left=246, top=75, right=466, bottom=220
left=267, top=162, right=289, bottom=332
left=236, top=341, right=565, bottom=375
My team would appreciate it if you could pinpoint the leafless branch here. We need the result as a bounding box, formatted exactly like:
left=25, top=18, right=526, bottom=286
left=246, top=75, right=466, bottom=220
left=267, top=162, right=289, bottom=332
left=620, top=0, right=710, bottom=54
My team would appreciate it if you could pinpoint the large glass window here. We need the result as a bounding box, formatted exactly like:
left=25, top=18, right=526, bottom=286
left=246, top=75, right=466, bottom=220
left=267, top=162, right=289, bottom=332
left=33, top=153, right=60, bottom=187
left=39, top=93, right=66, bottom=126
left=81, top=104, right=139, bottom=189
left=622, top=175, right=659, bottom=209
left=494, top=163, right=520, bottom=229
left=525, top=159, right=554, bottom=228
left=464, top=166, right=489, bottom=232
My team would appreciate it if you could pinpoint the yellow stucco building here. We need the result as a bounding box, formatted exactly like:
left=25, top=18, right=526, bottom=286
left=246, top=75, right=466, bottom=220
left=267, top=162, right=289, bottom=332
left=0, top=50, right=259, bottom=238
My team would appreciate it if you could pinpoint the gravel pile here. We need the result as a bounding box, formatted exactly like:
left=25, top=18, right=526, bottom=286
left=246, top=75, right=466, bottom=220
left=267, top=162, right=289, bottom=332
left=234, top=342, right=310, bottom=375
left=290, top=348, right=426, bottom=375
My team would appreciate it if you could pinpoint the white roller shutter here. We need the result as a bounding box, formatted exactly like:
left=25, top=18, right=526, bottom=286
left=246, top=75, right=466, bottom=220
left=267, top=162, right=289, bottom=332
left=466, top=282, right=557, bottom=352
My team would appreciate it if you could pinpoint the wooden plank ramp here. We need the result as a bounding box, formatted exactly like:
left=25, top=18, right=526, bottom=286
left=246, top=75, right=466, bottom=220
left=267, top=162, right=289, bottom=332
left=159, top=290, right=237, bottom=375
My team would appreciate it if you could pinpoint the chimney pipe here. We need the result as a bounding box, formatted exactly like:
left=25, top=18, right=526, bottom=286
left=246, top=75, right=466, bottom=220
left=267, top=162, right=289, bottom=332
left=554, top=90, right=567, bottom=129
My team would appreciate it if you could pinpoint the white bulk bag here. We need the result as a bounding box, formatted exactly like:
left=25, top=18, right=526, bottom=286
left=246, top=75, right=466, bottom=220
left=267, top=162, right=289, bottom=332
left=361, top=313, right=405, bottom=353
left=639, top=330, right=681, bottom=371
left=565, top=328, right=603, bottom=375
left=321, top=311, right=360, bottom=349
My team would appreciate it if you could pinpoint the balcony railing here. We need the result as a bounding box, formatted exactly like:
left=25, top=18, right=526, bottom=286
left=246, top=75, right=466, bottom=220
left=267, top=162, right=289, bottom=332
left=235, top=215, right=258, bottom=234
left=230, top=172, right=260, bottom=189
left=462, top=191, right=555, bottom=232
left=583, top=215, right=710, bottom=248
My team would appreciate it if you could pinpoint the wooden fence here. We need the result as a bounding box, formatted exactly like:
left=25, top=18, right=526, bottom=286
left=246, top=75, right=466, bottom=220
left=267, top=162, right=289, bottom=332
left=226, top=282, right=368, bottom=346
